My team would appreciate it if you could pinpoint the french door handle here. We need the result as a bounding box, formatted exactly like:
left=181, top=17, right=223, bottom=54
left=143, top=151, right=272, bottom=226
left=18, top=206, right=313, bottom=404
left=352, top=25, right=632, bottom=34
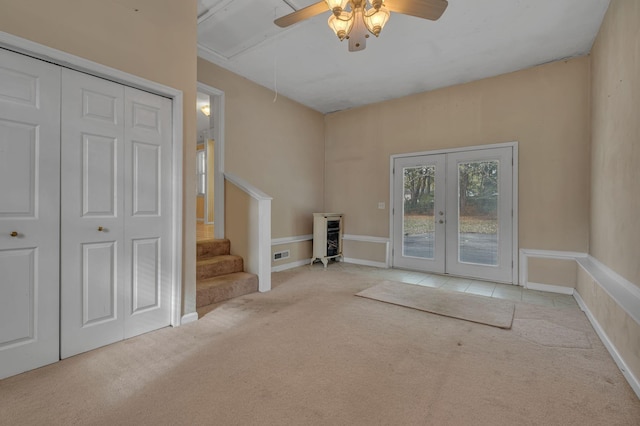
left=439, top=220, right=444, bottom=224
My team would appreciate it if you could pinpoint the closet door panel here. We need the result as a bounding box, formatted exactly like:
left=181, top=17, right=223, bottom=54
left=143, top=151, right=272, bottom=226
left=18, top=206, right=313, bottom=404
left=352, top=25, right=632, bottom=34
left=0, top=121, right=37, bottom=215
left=132, top=141, right=161, bottom=215
left=0, top=249, right=35, bottom=342
left=82, top=134, right=118, bottom=216
left=131, top=237, right=161, bottom=312
left=60, top=69, right=125, bottom=359
left=0, top=49, right=61, bottom=379
left=82, top=241, right=118, bottom=324
left=123, top=87, right=172, bottom=338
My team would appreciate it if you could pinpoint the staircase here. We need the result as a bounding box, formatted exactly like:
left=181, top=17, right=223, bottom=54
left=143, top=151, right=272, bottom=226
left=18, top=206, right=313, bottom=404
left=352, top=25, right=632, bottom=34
left=196, top=239, right=258, bottom=313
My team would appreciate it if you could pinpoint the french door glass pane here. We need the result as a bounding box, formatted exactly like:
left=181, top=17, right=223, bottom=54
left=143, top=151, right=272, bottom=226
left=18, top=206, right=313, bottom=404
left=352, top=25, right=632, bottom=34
left=458, top=160, right=499, bottom=265
left=403, top=165, right=436, bottom=259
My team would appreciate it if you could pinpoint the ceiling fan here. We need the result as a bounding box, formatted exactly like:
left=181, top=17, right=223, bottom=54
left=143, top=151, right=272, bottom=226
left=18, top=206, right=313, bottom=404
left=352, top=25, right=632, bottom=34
left=274, top=0, right=448, bottom=52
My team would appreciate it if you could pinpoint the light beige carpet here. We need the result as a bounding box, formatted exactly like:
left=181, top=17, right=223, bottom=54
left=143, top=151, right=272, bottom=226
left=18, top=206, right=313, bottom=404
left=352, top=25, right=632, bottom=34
left=356, top=281, right=515, bottom=329
left=0, top=266, right=639, bottom=425
left=512, top=319, right=592, bottom=349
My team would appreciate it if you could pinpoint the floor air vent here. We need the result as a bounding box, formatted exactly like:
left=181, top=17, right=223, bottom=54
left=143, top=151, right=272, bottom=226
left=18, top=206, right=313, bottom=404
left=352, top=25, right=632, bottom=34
left=273, top=250, right=290, bottom=261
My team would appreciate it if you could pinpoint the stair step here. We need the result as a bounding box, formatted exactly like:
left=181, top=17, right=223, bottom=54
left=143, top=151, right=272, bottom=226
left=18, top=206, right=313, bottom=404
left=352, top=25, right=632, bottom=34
left=197, top=238, right=231, bottom=260
left=197, top=255, right=244, bottom=280
left=196, top=272, right=258, bottom=308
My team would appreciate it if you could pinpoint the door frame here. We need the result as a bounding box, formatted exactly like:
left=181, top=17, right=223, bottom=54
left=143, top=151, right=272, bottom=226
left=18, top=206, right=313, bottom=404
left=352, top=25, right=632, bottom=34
left=389, top=141, right=519, bottom=284
left=196, top=82, right=225, bottom=239
left=0, top=31, right=184, bottom=326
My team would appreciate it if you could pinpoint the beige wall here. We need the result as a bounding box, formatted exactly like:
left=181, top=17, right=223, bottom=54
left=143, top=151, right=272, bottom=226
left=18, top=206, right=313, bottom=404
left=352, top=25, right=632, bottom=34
left=343, top=240, right=387, bottom=265
left=528, top=258, right=577, bottom=288
left=225, top=181, right=250, bottom=263
left=590, top=0, right=640, bottom=289
left=198, top=58, right=325, bottom=265
left=271, top=241, right=312, bottom=269
left=0, top=0, right=198, bottom=314
left=196, top=197, right=205, bottom=220
left=325, top=57, right=591, bottom=274
left=579, top=0, right=640, bottom=386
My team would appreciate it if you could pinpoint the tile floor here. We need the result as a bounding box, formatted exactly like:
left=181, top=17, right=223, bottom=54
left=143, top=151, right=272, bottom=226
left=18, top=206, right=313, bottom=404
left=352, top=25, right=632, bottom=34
left=305, top=260, right=577, bottom=309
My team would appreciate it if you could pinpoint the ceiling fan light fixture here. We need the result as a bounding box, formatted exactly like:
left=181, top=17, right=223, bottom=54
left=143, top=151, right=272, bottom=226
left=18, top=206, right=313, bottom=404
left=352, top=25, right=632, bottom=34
left=274, top=0, right=448, bottom=52
left=325, top=0, right=349, bottom=16
left=328, top=11, right=354, bottom=41
left=368, top=0, right=384, bottom=10
left=364, top=4, right=390, bottom=37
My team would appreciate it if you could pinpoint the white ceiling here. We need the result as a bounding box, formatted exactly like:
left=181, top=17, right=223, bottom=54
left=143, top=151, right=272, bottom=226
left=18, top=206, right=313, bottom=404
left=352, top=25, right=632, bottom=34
left=197, top=0, right=610, bottom=114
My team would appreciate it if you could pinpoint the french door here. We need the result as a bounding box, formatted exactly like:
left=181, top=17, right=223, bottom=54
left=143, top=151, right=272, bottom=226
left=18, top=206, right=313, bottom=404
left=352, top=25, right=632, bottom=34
left=392, top=146, right=514, bottom=283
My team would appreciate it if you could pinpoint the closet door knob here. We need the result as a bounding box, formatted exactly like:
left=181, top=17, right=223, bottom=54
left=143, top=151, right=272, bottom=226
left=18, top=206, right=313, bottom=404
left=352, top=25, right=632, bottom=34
left=97, top=226, right=104, bottom=232
left=10, top=231, right=18, bottom=237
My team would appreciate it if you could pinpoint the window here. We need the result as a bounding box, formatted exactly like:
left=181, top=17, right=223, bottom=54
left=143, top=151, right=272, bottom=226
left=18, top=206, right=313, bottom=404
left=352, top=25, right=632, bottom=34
left=196, top=150, right=206, bottom=196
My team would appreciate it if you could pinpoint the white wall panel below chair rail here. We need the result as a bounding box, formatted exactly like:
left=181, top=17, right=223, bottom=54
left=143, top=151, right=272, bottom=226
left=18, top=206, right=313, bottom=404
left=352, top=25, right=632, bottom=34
left=270, top=234, right=391, bottom=271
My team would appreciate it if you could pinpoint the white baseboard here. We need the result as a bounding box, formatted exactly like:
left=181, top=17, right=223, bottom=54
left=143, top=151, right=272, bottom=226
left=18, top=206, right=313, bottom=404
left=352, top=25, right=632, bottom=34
left=343, top=257, right=388, bottom=269
left=181, top=312, right=199, bottom=325
left=574, top=291, right=640, bottom=399
left=526, top=282, right=575, bottom=295
left=272, top=259, right=310, bottom=272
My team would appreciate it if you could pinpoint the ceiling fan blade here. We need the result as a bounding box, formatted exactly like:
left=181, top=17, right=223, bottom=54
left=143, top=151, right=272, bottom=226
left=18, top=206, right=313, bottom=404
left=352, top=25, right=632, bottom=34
left=385, top=0, right=448, bottom=21
left=275, top=1, right=328, bottom=28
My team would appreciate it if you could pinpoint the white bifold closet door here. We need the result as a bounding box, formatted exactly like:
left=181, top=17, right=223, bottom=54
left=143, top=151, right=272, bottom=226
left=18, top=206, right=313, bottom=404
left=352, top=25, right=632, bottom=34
left=60, top=68, right=173, bottom=358
left=0, top=49, right=61, bottom=379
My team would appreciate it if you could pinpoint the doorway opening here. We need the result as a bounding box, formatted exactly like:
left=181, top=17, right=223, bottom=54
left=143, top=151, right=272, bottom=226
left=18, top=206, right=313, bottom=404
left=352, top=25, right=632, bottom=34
left=391, top=143, right=518, bottom=284
left=196, top=83, right=225, bottom=242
